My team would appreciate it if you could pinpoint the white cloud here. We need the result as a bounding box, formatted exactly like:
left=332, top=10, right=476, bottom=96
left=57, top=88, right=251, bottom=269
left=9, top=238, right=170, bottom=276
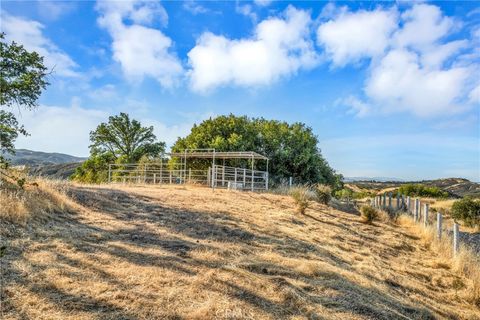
left=317, top=7, right=398, bottom=66
left=365, top=49, right=470, bottom=117
left=183, top=0, right=210, bottom=15
left=337, top=96, right=371, bottom=117
left=88, top=84, right=118, bottom=101
left=0, top=11, right=79, bottom=77
left=318, top=3, right=478, bottom=118
left=37, top=1, right=76, bottom=21
left=188, top=6, right=318, bottom=92
left=96, top=0, right=183, bottom=88
left=393, top=4, right=454, bottom=50
left=14, top=102, right=108, bottom=157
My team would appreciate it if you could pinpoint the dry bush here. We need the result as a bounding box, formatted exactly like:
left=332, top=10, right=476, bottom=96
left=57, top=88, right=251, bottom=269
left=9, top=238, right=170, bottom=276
left=360, top=206, right=378, bottom=224
left=314, top=184, right=332, bottom=205
left=289, top=186, right=314, bottom=214
left=0, top=177, right=71, bottom=227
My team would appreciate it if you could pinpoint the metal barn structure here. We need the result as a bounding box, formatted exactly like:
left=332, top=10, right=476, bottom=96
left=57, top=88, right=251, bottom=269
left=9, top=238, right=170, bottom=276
left=107, top=149, right=269, bottom=191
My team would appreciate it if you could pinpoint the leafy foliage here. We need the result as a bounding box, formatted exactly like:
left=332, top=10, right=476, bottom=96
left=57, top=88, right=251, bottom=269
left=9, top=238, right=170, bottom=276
left=334, top=188, right=354, bottom=200
left=398, top=184, right=449, bottom=198
left=0, top=33, right=48, bottom=165
left=0, top=111, right=28, bottom=165
left=89, top=113, right=165, bottom=162
left=172, top=114, right=340, bottom=187
left=314, top=184, right=332, bottom=205
left=70, top=153, right=115, bottom=184
left=451, top=197, right=480, bottom=229
left=72, top=113, right=166, bottom=183
left=360, top=206, right=378, bottom=224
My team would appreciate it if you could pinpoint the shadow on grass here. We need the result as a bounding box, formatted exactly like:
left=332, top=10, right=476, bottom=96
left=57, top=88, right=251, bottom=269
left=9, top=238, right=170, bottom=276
left=1, top=185, right=452, bottom=319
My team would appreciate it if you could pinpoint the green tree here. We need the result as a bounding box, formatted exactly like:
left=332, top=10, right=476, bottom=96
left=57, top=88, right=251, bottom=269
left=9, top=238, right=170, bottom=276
left=89, top=112, right=165, bottom=163
left=451, top=197, right=480, bottom=229
left=0, top=32, right=49, bottom=165
left=172, top=114, right=339, bottom=186
left=72, top=113, right=166, bottom=183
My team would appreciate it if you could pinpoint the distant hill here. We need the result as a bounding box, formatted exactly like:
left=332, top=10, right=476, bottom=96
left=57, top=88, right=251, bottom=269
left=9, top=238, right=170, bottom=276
left=344, top=177, right=406, bottom=182
left=6, top=149, right=86, bottom=166
left=350, top=178, right=480, bottom=198
left=28, top=162, right=83, bottom=180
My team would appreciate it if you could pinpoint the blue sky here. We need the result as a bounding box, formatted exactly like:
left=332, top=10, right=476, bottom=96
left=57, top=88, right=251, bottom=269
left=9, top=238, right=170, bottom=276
left=1, top=0, right=479, bottom=181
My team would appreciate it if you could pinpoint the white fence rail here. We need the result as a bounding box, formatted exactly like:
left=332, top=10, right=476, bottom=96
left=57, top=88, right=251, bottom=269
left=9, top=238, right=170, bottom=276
left=108, top=163, right=269, bottom=191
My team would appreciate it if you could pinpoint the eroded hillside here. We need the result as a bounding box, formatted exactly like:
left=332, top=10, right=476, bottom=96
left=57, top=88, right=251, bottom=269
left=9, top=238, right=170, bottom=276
left=1, top=184, right=479, bottom=319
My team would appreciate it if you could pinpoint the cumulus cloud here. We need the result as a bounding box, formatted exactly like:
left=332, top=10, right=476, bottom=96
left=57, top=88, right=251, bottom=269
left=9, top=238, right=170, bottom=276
left=188, top=6, right=318, bottom=92
left=1, top=11, right=78, bottom=77
left=366, top=49, right=470, bottom=117
left=14, top=101, right=108, bottom=156
left=96, top=0, right=183, bottom=88
left=317, top=7, right=398, bottom=66
left=317, top=3, right=479, bottom=117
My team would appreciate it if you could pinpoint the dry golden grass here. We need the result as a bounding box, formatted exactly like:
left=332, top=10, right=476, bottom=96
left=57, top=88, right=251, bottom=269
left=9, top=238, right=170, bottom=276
left=1, top=182, right=480, bottom=319
left=397, top=215, right=480, bottom=307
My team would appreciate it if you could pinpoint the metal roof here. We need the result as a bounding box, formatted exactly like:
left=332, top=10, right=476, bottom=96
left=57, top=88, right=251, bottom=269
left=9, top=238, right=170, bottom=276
left=169, top=150, right=269, bottom=160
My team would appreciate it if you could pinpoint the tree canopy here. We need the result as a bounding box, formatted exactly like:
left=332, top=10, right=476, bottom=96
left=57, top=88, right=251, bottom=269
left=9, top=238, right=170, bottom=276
left=0, top=32, right=49, bottom=165
left=72, top=113, right=166, bottom=183
left=172, top=114, right=341, bottom=187
left=89, top=112, right=165, bottom=163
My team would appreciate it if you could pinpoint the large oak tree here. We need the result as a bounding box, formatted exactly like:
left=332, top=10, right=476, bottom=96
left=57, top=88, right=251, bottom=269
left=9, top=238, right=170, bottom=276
left=0, top=32, right=49, bottom=165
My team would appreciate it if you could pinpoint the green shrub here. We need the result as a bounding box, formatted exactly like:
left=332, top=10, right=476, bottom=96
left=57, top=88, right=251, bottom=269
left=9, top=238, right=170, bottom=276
left=315, top=184, right=332, bottom=205
left=398, top=184, right=449, bottom=199
left=290, top=186, right=313, bottom=215
left=451, top=197, right=480, bottom=228
left=334, top=188, right=354, bottom=200
left=360, top=206, right=378, bottom=224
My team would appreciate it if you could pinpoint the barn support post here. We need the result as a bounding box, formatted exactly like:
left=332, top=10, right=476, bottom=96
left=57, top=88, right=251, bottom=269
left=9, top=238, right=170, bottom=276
left=266, top=159, right=269, bottom=191
left=234, top=168, right=237, bottom=188
left=160, top=158, right=163, bottom=184
left=251, top=155, right=254, bottom=192
left=211, top=151, right=216, bottom=190
left=243, top=168, right=246, bottom=190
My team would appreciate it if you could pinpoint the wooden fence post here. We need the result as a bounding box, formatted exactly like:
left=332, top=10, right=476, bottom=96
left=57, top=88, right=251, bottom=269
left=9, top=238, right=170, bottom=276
left=153, top=173, right=156, bottom=184
left=437, top=212, right=442, bottom=240
left=289, top=177, right=293, bottom=187
left=396, top=193, right=400, bottom=210
left=388, top=193, right=392, bottom=210
left=407, top=196, right=411, bottom=214
left=423, top=203, right=429, bottom=226
left=383, top=194, right=386, bottom=209
left=453, top=223, right=460, bottom=256
left=414, top=198, right=420, bottom=222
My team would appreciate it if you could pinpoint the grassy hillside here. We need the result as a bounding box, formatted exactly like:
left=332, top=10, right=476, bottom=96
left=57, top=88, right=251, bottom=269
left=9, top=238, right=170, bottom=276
left=350, top=178, right=480, bottom=199
left=1, top=182, right=479, bottom=319
left=28, top=162, right=82, bottom=179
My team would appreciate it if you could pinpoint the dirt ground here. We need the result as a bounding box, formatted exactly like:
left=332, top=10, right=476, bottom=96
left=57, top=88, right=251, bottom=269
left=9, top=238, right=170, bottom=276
left=1, top=184, right=479, bottom=319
